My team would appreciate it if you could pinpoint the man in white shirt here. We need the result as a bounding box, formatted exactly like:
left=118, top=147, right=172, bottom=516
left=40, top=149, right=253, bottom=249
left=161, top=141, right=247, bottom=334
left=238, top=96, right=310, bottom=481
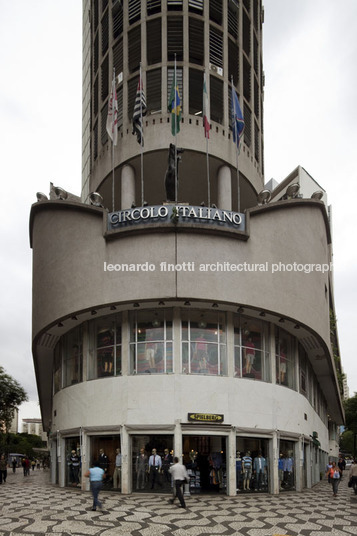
left=113, top=448, right=122, bottom=489
left=169, top=457, right=189, bottom=508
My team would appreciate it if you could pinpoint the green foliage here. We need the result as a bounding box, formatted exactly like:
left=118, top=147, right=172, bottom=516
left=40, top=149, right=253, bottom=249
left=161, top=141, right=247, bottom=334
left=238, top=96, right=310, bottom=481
left=344, top=393, right=357, bottom=431
left=340, top=429, right=354, bottom=455
left=0, top=432, right=44, bottom=458
left=0, top=367, right=28, bottom=433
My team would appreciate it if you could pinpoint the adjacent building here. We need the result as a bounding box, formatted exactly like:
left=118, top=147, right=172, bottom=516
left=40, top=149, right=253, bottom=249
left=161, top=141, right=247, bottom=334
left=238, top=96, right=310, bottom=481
left=30, top=0, right=344, bottom=495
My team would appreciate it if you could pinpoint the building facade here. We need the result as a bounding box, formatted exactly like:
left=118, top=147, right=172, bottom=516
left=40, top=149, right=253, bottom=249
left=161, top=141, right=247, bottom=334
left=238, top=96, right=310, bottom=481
left=30, top=0, right=343, bottom=496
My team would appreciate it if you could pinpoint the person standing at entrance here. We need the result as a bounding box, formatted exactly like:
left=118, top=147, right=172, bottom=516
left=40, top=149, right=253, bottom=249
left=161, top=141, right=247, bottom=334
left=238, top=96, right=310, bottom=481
left=136, top=448, right=148, bottom=489
left=148, top=448, right=162, bottom=489
left=169, top=457, right=189, bottom=509
left=98, top=449, right=109, bottom=482
left=85, top=461, right=105, bottom=511
left=113, top=448, right=122, bottom=489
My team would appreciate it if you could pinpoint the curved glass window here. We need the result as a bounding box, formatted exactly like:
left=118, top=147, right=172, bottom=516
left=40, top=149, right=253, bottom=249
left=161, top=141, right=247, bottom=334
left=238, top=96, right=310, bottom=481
left=181, top=312, right=227, bottom=375
left=234, top=316, right=270, bottom=382
left=53, top=326, right=83, bottom=392
left=275, top=328, right=295, bottom=390
left=130, top=310, right=173, bottom=374
left=88, top=315, right=122, bottom=380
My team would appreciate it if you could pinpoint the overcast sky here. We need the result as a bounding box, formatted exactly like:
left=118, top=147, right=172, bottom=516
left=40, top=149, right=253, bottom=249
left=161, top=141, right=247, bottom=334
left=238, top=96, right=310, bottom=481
left=0, top=1, right=356, bottom=428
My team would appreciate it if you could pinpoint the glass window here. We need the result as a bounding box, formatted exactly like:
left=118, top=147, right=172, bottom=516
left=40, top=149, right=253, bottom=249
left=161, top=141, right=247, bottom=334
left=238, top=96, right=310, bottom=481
left=63, top=327, right=83, bottom=388
left=88, top=315, right=122, bottom=380
left=275, top=328, right=295, bottom=390
left=299, top=343, right=308, bottom=397
left=181, top=311, right=226, bottom=375
left=278, top=440, right=295, bottom=491
left=53, top=343, right=62, bottom=394
left=130, top=310, right=173, bottom=374
left=234, top=316, right=270, bottom=382
left=236, top=437, right=270, bottom=493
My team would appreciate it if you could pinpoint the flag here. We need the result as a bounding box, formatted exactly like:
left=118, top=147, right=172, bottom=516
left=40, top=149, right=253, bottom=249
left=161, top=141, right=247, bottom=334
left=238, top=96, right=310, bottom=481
left=203, top=73, right=210, bottom=139
left=106, top=75, right=118, bottom=145
left=132, top=75, right=147, bottom=146
left=168, top=77, right=181, bottom=136
left=230, top=85, right=244, bottom=148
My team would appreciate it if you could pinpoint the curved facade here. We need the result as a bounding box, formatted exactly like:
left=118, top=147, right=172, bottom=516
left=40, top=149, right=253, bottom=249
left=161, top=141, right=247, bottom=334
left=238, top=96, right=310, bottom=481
left=30, top=0, right=343, bottom=497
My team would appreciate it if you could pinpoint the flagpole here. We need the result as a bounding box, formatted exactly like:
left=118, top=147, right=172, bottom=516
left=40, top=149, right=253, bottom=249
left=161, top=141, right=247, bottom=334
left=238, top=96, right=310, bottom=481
left=140, top=64, right=144, bottom=206
left=112, top=68, right=116, bottom=212
left=174, top=54, right=178, bottom=203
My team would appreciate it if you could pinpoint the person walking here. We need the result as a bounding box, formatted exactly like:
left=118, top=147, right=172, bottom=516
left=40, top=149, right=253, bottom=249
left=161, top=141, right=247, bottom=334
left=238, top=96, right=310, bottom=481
left=326, top=461, right=341, bottom=497
left=0, top=454, right=7, bottom=484
left=84, top=461, right=105, bottom=511
left=348, top=459, right=357, bottom=492
left=169, top=457, right=189, bottom=509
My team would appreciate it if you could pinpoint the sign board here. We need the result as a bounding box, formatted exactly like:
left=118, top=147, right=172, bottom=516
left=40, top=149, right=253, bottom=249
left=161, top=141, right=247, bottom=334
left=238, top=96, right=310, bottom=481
left=188, top=413, right=224, bottom=423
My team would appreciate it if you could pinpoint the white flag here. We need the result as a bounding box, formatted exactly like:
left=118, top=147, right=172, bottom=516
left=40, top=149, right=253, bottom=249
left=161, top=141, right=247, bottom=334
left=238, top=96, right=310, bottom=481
left=106, top=75, right=118, bottom=146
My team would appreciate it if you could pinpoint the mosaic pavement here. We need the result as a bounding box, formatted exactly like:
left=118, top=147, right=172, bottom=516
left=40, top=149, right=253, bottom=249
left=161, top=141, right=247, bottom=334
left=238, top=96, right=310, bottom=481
left=0, top=469, right=356, bottom=536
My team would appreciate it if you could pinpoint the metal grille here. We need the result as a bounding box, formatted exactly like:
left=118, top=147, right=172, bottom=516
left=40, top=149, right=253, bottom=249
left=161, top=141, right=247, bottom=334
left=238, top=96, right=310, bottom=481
left=128, top=76, right=139, bottom=120
left=93, top=77, right=98, bottom=116
left=188, top=0, right=203, bottom=14
left=253, top=0, right=258, bottom=30
left=147, top=68, right=162, bottom=113
left=228, top=38, right=239, bottom=85
left=101, top=9, right=109, bottom=55
left=254, top=76, right=259, bottom=118
left=93, top=121, right=98, bottom=159
left=93, top=34, right=99, bottom=74
left=128, top=25, right=141, bottom=73
left=243, top=10, right=251, bottom=56
left=113, top=39, right=123, bottom=75
left=112, top=0, right=123, bottom=39
left=210, top=75, right=223, bottom=124
left=147, top=18, right=162, bottom=65
left=167, top=17, right=183, bottom=61
left=92, top=0, right=99, bottom=30
left=253, top=35, right=258, bottom=74
left=209, top=0, right=222, bottom=25
left=167, top=0, right=183, bottom=11
left=243, top=55, right=251, bottom=101
left=167, top=67, right=183, bottom=111
left=254, top=120, right=259, bottom=162
left=243, top=0, right=250, bottom=12
left=189, top=68, right=203, bottom=115
left=209, top=26, right=223, bottom=69
left=147, top=0, right=161, bottom=16
left=102, top=0, right=108, bottom=12
left=129, top=0, right=141, bottom=24
left=101, top=55, right=109, bottom=102
left=243, top=102, right=251, bottom=147
left=189, top=18, right=204, bottom=65
left=228, top=0, right=238, bottom=39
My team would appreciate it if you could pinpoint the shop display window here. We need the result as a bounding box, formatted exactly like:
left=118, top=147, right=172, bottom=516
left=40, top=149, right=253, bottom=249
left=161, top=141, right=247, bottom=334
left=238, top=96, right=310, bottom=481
left=65, top=437, right=81, bottom=488
left=131, top=434, right=174, bottom=493
left=181, top=311, right=227, bottom=375
left=275, top=328, right=295, bottom=390
left=183, top=435, right=227, bottom=494
left=236, top=437, right=270, bottom=493
left=234, top=316, right=270, bottom=382
left=88, top=314, right=122, bottom=380
left=63, top=326, right=83, bottom=387
left=130, top=310, right=173, bottom=374
left=90, top=435, right=121, bottom=491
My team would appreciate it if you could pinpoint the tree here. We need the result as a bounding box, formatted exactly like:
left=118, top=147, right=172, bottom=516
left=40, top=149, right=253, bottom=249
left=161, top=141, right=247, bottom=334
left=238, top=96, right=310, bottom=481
left=0, top=366, right=28, bottom=433
left=343, top=392, right=357, bottom=457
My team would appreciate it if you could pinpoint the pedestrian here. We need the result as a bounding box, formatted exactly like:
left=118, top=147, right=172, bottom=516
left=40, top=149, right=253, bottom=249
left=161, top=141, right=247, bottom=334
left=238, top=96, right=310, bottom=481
left=0, top=454, right=7, bottom=484
left=84, top=461, right=105, bottom=511
left=348, top=459, right=357, bottom=490
left=168, top=457, right=189, bottom=509
left=12, top=459, right=17, bottom=473
left=338, top=457, right=346, bottom=478
left=326, top=461, right=341, bottom=497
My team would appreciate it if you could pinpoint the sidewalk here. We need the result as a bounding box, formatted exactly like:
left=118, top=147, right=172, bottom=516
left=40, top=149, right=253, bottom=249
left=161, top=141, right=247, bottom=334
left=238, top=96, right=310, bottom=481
left=0, top=468, right=356, bottom=535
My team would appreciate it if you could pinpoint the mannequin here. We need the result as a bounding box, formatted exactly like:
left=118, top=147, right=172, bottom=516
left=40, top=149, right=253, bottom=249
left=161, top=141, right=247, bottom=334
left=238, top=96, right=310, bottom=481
left=236, top=451, right=242, bottom=491
left=253, top=451, right=267, bottom=491
left=244, top=337, right=255, bottom=374
left=113, top=448, right=122, bottom=489
left=242, top=451, right=252, bottom=491
left=136, top=447, right=148, bottom=490
left=68, top=449, right=80, bottom=486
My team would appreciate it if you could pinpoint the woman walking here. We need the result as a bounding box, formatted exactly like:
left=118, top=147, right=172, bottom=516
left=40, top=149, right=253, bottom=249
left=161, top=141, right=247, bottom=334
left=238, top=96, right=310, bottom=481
left=84, top=461, right=105, bottom=511
left=326, top=461, right=341, bottom=497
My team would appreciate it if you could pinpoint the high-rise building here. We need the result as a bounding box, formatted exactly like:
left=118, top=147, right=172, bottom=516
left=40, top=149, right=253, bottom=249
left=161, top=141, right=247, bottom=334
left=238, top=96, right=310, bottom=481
left=30, top=0, right=344, bottom=496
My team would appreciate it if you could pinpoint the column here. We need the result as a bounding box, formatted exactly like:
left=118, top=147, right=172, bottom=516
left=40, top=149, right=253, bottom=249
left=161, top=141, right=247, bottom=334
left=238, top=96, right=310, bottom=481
left=271, top=431, right=279, bottom=495
left=121, top=426, right=130, bottom=494
left=121, top=164, right=136, bottom=209
left=227, top=429, right=237, bottom=496
left=217, top=165, right=232, bottom=210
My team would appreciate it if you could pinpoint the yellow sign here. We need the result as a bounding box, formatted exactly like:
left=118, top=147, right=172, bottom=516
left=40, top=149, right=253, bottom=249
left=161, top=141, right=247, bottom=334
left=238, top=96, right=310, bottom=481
left=188, top=413, right=224, bottom=423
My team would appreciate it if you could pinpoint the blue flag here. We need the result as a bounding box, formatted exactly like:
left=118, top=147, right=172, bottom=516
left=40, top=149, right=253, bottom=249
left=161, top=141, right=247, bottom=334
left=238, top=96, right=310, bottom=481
left=231, top=86, right=244, bottom=148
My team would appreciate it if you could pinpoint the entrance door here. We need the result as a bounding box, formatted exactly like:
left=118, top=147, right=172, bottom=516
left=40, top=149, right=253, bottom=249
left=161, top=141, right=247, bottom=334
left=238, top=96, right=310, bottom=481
left=182, top=435, right=227, bottom=494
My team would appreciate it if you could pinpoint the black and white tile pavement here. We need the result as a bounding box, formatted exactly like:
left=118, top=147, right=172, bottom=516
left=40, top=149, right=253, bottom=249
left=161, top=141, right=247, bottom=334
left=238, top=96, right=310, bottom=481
left=0, top=469, right=356, bottom=535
